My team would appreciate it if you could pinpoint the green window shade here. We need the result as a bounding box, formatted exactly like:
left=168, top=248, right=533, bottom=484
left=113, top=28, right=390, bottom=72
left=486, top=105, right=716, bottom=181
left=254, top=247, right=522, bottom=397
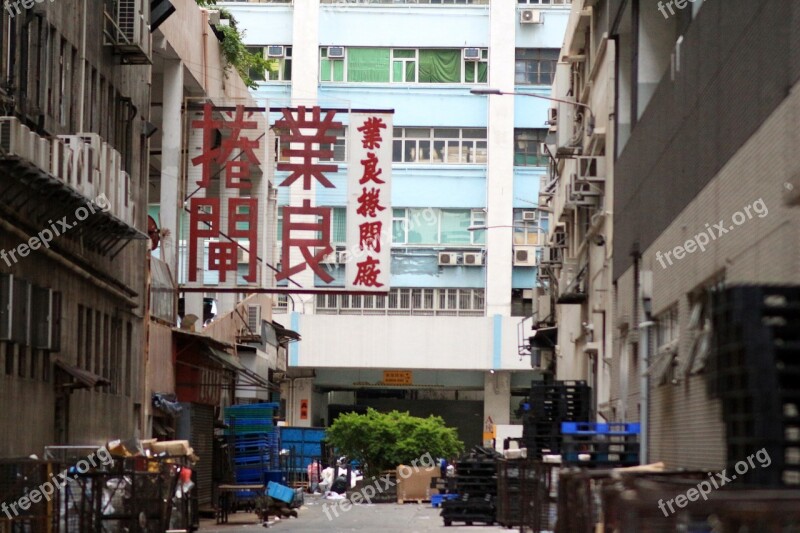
left=440, top=210, right=471, bottom=244
left=321, top=59, right=332, bottom=82
left=478, top=62, right=488, bottom=83
left=277, top=207, right=283, bottom=239
left=332, top=208, right=347, bottom=242
left=466, top=66, right=475, bottom=83
left=419, top=49, right=461, bottom=83
left=348, top=48, right=390, bottom=82
left=333, top=60, right=344, bottom=81
left=406, top=61, right=416, bottom=82
left=283, top=59, right=292, bottom=80
left=393, top=50, right=415, bottom=59
left=393, top=61, right=403, bottom=81
left=407, top=208, right=438, bottom=244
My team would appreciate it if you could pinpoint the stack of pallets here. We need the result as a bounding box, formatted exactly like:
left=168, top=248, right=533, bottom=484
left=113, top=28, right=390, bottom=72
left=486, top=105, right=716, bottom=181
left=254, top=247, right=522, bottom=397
left=710, top=285, right=800, bottom=487
left=521, top=380, right=592, bottom=457
left=561, top=422, right=640, bottom=468
left=224, top=403, right=280, bottom=485
left=441, top=447, right=499, bottom=527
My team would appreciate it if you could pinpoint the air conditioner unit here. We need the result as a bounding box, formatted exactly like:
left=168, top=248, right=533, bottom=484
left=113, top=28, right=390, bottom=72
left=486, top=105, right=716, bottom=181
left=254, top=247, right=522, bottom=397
left=327, top=46, right=345, bottom=59
left=35, top=137, right=51, bottom=174
left=576, top=156, right=606, bottom=183
left=19, top=125, right=33, bottom=162
left=319, top=248, right=337, bottom=264
left=247, top=304, right=262, bottom=334
left=438, top=252, right=459, bottom=266
left=463, top=252, right=483, bottom=266
left=336, top=251, right=349, bottom=264
left=50, top=138, right=71, bottom=182
left=463, top=48, right=481, bottom=61
left=520, top=9, right=543, bottom=24
left=522, top=211, right=537, bottom=222
left=0, top=117, right=23, bottom=157
left=119, top=170, right=135, bottom=225
left=522, top=289, right=534, bottom=300
left=78, top=133, right=101, bottom=171
left=57, top=136, right=84, bottom=190
left=540, top=245, right=563, bottom=266
left=514, top=245, right=538, bottom=266
left=267, top=45, right=285, bottom=58
left=104, top=0, right=151, bottom=64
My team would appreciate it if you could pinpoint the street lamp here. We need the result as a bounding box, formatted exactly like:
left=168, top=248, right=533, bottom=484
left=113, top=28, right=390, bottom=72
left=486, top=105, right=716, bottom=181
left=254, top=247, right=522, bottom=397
left=470, top=87, right=594, bottom=137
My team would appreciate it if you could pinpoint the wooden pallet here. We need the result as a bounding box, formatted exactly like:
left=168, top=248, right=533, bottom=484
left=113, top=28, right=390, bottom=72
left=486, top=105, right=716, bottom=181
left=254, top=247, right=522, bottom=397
left=397, top=497, right=431, bottom=504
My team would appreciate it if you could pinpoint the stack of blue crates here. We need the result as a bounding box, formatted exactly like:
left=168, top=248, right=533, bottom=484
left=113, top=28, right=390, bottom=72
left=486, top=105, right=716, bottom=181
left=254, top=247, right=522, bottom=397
left=224, top=403, right=281, bottom=485
left=560, top=422, right=640, bottom=467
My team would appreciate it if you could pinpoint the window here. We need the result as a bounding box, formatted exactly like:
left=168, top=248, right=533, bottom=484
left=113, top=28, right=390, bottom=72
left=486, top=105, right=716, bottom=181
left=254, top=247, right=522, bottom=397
left=513, top=209, right=543, bottom=245
left=392, top=208, right=479, bottom=245
left=391, top=49, right=416, bottom=82
left=463, top=49, right=488, bottom=84
left=517, top=0, right=572, bottom=4
left=320, top=47, right=345, bottom=82
left=392, top=127, right=487, bottom=164
left=470, top=209, right=486, bottom=245
left=348, top=48, right=390, bottom=82
left=656, top=305, right=679, bottom=349
left=419, top=49, right=461, bottom=83
left=77, top=304, right=84, bottom=369
left=514, top=129, right=548, bottom=166
left=515, top=49, right=559, bottom=85
left=331, top=207, right=347, bottom=244
left=319, top=127, right=347, bottom=162
left=249, top=46, right=292, bottom=81
left=317, top=288, right=485, bottom=316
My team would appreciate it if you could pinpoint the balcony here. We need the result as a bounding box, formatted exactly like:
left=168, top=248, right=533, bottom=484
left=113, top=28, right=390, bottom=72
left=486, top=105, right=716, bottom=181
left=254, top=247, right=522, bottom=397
left=0, top=117, right=146, bottom=257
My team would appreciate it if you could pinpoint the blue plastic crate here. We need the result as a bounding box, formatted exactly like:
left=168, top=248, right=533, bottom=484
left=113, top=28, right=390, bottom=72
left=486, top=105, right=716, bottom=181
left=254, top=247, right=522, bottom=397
left=561, top=422, right=641, bottom=435
left=267, top=481, right=295, bottom=504
left=431, top=494, right=458, bottom=508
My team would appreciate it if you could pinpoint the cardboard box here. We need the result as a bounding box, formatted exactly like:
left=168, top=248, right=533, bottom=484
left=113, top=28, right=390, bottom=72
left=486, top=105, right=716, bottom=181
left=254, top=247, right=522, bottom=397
left=396, top=465, right=440, bottom=503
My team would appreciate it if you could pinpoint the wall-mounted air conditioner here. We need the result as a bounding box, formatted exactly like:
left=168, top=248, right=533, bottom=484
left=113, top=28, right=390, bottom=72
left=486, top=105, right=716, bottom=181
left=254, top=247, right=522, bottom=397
left=520, top=9, right=543, bottom=24
left=327, top=46, right=345, bottom=59
left=463, top=48, right=481, bottom=61
left=336, top=251, right=349, bottom=264
left=247, top=304, right=261, bottom=334
left=267, top=45, right=285, bottom=58
left=514, top=245, right=538, bottom=266
left=438, top=252, right=459, bottom=266
left=319, top=249, right=337, bottom=264
left=540, top=245, right=562, bottom=266
left=463, top=252, right=483, bottom=266
left=576, top=156, right=606, bottom=183
left=522, top=211, right=537, bottom=222
left=35, top=137, right=51, bottom=174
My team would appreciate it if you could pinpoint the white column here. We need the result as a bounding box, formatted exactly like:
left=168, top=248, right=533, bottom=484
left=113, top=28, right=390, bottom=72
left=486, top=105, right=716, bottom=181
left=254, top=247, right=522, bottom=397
left=486, top=2, right=516, bottom=317
left=160, top=59, right=183, bottom=282
left=483, top=371, right=511, bottom=446
left=289, top=0, right=321, bottom=314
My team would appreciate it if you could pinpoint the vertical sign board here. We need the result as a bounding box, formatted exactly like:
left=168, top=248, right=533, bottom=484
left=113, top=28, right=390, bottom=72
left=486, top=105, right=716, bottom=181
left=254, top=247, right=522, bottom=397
left=346, top=112, right=393, bottom=291
left=274, top=107, right=341, bottom=284
left=184, top=100, right=269, bottom=289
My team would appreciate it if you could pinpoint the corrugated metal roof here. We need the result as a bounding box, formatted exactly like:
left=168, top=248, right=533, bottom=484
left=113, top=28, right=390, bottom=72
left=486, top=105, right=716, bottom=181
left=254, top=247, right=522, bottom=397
left=54, top=358, right=111, bottom=389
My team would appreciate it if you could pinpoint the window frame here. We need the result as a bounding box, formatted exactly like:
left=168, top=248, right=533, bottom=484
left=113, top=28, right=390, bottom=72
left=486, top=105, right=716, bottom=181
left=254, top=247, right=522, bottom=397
left=320, top=46, right=346, bottom=82
left=392, top=127, right=487, bottom=165
left=515, top=48, right=559, bottom=86
left=514, top=128, right=549, bottom=167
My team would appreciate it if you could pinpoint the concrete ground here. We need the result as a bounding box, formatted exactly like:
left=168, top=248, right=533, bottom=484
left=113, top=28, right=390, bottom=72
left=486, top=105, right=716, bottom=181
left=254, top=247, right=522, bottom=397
left=198, top=494, right=509, bottom=532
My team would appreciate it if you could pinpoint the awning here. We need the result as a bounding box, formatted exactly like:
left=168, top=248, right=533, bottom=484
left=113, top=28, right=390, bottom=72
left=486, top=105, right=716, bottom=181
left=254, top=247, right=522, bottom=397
left=530, top=326, right=558, bottom=350
left=54, top=358, right=111, bottom=390
left=273, top=321, right=301, bottom=342
left=207, top=346, right=247, bottom=372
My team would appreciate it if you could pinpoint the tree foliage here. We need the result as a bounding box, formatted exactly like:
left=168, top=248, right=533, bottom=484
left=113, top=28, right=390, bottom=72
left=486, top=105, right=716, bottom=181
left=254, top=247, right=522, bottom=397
left=326, top=409, right=464, bottom=478
left=195, top=1, right=268, bottom=89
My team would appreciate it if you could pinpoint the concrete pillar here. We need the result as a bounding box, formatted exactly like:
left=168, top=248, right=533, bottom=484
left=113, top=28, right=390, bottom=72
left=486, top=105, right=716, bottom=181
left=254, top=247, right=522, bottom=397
left=485, top=1, right=515, bottom=317
left=483, top=371, right=511, bottom=446
left=160, top=59, right=183, bottom=282
left=288, top=0, right=321, bottom=314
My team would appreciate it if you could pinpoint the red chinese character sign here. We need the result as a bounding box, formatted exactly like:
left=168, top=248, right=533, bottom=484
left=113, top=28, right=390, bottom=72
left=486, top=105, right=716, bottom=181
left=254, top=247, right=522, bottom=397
left=184, top=101, right=268, bottom=288
left=346, top=113, right=392, bottom=291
